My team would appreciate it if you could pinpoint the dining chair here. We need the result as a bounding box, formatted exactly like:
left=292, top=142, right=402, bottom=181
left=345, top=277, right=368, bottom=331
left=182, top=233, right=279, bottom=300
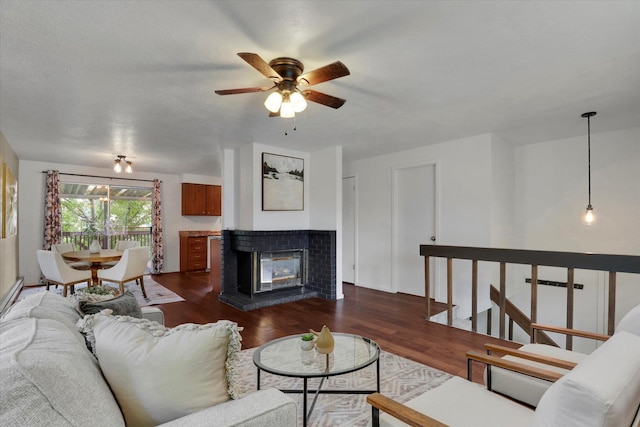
left=102, top=240, right=141, bottom=267
left=115, top=240, right=141, bottom=250
left=97, top=246, right=149, bottom=297
left=36, top=250, right=92, bottom=297
left=51, top=243, right=91, bottom=270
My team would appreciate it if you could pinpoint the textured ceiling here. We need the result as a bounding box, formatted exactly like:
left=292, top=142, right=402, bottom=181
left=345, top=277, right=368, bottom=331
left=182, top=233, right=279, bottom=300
left=1, top=1, right=639, bottom=176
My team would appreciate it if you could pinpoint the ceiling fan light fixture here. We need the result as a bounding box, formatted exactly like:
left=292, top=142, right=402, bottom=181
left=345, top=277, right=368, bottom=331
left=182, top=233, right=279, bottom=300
left=290, top=91, right=307, bottom=113
left=280, top=93, right=295, bottom=118
left=264, top=92, right=283, bottom=113
left=125, top=161, right=133, bottom=173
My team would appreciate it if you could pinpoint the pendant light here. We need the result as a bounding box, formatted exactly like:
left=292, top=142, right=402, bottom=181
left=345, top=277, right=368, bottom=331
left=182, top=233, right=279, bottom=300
left=581, top=112, right=596, bottom=225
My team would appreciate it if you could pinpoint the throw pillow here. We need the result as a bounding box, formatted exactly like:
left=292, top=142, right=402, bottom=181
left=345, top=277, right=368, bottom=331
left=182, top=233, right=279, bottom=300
left=76, top=312, right=243, bottom=427
left=78, top=291, right=142, bottom=318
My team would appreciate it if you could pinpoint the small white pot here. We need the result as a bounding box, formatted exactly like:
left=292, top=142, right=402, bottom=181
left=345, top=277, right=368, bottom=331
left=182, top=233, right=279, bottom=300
left=300, top=340, right=315, bottom=351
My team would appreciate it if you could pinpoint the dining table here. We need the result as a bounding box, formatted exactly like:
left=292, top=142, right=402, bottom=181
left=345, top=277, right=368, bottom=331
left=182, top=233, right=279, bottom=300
left=62, top=250, right=123, bottom=286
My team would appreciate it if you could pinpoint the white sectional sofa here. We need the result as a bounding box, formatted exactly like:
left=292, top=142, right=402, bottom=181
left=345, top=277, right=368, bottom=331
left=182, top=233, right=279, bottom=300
left=0, top=292, right=297, bottom=426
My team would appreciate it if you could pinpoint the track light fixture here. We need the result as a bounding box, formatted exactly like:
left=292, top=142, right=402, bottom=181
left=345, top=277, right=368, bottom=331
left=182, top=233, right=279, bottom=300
left=113, top=155, right=132, bottom=173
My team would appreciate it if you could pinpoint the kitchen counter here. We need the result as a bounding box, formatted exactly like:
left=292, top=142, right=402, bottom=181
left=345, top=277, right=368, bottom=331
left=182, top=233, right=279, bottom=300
left=179, top=230, right=221, bottom=237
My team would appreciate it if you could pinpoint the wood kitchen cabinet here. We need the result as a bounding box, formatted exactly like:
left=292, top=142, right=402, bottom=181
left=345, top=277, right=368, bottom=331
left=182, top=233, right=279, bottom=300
left=181, top=183, right=221, bottom=216
left=179, top=235, right=208, bottom=272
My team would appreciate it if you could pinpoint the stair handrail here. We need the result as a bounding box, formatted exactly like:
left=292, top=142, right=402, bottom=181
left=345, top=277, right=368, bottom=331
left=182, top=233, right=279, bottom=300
left=420, top=245, right=640, bottom=348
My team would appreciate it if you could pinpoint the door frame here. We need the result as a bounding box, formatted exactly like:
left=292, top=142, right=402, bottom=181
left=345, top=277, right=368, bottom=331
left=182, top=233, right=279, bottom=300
left=342, top=174, right=358, bottom=285
left=391, top=160, right=440, bottom=297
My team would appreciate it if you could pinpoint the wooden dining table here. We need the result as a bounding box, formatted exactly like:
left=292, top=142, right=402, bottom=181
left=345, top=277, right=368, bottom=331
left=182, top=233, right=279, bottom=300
left=62, top=250, right=123, bottom=286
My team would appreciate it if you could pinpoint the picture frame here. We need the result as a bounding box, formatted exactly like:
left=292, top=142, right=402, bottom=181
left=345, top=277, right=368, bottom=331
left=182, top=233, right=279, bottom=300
left=262, top=152, right=304, bottom=211
left=0, top=158, right=3, bottom=238
left=3, top=163, right=18, bottom=238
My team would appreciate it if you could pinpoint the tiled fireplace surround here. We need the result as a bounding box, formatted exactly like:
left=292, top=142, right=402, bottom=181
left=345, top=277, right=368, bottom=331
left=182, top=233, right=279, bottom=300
left=220, top=230, right=337, bottom=311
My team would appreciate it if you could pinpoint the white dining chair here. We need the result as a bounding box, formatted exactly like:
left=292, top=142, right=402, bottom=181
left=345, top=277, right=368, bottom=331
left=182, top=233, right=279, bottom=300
left=51, top=243, right=91, bottom=270
left=97, top=246, right=149, bottom=297
left=37, top=250, right=92, bottom=297
left=115, top=240, right=141, bottom=250
left=102, top=240, right=141, bottom=267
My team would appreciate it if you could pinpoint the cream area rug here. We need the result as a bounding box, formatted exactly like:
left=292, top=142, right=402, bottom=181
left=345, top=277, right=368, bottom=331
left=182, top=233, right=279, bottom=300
left=18, top=276, right=185, bottom=307
left=235, top=347, right=451, bottom=426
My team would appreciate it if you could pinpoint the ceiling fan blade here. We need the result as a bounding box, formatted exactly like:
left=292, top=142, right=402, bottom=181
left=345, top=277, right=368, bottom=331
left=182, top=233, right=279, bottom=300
left=297, top=61, right=350, bottom=86
left=302, top=90, right=346, bottom=109
left=215, top=87, right=272, bottom=95
left=237, top=52, right=282, bottom=81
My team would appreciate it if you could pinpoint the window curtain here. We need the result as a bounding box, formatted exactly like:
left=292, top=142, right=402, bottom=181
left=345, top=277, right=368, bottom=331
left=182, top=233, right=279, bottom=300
left=151, top=179, right=164, bottom=273
left=43, top=170, right=61, bottom=250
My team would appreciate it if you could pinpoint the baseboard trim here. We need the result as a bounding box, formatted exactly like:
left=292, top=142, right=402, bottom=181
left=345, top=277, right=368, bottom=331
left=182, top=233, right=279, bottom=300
left=0, top=276, right=24, bottom=318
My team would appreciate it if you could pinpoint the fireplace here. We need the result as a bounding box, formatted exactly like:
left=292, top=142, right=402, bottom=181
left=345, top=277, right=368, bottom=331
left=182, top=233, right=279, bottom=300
left=238, top=250, right=305, bottom=296
left=220, top=230, right=337, bottom=311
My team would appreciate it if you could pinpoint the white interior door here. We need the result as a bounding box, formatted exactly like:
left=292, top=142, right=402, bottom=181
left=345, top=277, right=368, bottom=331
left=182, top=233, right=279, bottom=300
left=394, top=164, right=436, bottom=296
left=342, top=177, right=356, bottom=284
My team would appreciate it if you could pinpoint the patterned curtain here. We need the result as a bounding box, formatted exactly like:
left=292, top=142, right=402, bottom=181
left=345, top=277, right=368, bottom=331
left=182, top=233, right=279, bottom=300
left=43, top=170, right=61, bottom=250
left=151, top=179, right=164, bottom=273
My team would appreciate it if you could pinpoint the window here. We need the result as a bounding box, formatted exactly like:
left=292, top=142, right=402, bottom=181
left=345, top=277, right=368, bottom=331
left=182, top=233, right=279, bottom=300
left=60, top=183, right=152, bottom=250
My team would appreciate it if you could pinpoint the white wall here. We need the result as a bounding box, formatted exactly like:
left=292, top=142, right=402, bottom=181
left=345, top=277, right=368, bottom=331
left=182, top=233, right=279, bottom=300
left=343, top=133, right=497, bottom=316
left=18, top=160, right=220, bottom=285
left=509, top=126, right=640, bottom=348
left=310, top=146, right=343, bottom=298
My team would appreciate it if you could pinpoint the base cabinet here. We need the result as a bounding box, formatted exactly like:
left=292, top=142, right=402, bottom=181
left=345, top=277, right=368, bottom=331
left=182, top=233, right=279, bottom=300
left=180, top=236, right=208, bottom=272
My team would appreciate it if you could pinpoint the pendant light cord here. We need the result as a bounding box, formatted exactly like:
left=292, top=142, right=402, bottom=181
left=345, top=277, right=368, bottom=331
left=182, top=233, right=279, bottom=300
left=587, top=114, right=592, bottom=206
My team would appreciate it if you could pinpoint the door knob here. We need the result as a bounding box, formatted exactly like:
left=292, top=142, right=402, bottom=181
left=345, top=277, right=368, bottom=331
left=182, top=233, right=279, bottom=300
left=430, top=236, right=436, bottom=242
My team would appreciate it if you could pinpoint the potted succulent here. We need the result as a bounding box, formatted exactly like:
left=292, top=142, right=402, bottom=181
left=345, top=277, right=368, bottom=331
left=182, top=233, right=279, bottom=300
left=300, top=332, right=315, bottom=351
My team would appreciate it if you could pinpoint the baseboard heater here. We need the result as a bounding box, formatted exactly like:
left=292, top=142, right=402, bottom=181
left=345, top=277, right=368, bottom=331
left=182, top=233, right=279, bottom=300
left=525, top=278, right=584, bottom=290
left=0, top=276, right=24, bottom=317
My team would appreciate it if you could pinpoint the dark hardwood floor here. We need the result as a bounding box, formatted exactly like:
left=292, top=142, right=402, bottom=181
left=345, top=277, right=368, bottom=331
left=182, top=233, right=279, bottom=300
left=153, top=271, right=518, bottom=382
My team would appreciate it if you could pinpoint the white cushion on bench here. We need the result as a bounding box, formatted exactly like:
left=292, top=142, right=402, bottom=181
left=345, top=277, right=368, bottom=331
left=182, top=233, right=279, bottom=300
left=378, top=376, right=534, bottom=427
left=489, top=343, right=588, bottom=407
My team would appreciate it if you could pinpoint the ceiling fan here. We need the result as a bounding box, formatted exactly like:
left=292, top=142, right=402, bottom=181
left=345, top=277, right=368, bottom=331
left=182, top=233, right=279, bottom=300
left=215, top=52, right=350, bottom=118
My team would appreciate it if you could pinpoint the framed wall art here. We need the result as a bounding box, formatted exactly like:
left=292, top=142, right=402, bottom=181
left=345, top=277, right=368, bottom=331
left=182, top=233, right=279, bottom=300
left=0, top=158, right=3, bottom=238
left=262, top=152, right=304, bottom=211
left=2, top=163, right=18, bottom=238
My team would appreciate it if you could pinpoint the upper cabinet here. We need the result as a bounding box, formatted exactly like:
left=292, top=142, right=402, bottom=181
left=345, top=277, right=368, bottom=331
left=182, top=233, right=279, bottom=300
left=181, top=183, right=221, bottom=216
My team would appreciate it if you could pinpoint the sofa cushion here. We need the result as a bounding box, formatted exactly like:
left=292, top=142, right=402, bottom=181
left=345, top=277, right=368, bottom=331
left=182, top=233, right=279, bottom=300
left=1, top=291, right=82, bottom=338
left=78, top=291, right=142, bottom=318
left=77, top=311, right=243, bottom=427
left=0, top=317, right=125, bottom=427
left=533, top=331, right=640, bottom=427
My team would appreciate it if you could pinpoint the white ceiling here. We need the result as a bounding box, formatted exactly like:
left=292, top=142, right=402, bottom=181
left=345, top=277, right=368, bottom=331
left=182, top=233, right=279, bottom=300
left=1, top=1, right=639, bottom=177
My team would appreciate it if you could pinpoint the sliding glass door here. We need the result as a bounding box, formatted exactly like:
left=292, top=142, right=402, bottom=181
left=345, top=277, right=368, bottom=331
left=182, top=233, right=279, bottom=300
left=60, top=183, right=152, bottom=250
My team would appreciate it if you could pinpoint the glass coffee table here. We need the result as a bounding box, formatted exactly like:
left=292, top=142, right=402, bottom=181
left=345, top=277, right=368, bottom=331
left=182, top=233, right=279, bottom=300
left=253, top=333, right=380, bottom=426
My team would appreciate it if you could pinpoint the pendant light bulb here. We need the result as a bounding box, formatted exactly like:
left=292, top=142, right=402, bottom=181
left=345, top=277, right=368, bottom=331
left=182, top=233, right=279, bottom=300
left=280, top=93, right=295, bottom=118
left=583, top=205, right=595, bottom=225
left=114, top=158, right=122, bottom=173
left=125, top=161, right=133, bottom=173
left=264, top=92, right=283, bottom=113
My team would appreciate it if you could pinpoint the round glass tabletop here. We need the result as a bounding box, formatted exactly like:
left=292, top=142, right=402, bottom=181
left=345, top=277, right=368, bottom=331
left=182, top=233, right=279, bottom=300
left=253, top=332, right=380, bottom=378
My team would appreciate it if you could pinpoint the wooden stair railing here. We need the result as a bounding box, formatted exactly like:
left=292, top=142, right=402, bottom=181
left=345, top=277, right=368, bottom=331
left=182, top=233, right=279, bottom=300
left=489, top=285, right=558, bottom=347
left=420, top=245, right=640, bottom=349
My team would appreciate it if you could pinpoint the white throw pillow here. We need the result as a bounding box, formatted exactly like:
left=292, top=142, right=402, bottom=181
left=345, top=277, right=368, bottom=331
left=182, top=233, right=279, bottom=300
left=77, top=311, right=243, bottom=427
